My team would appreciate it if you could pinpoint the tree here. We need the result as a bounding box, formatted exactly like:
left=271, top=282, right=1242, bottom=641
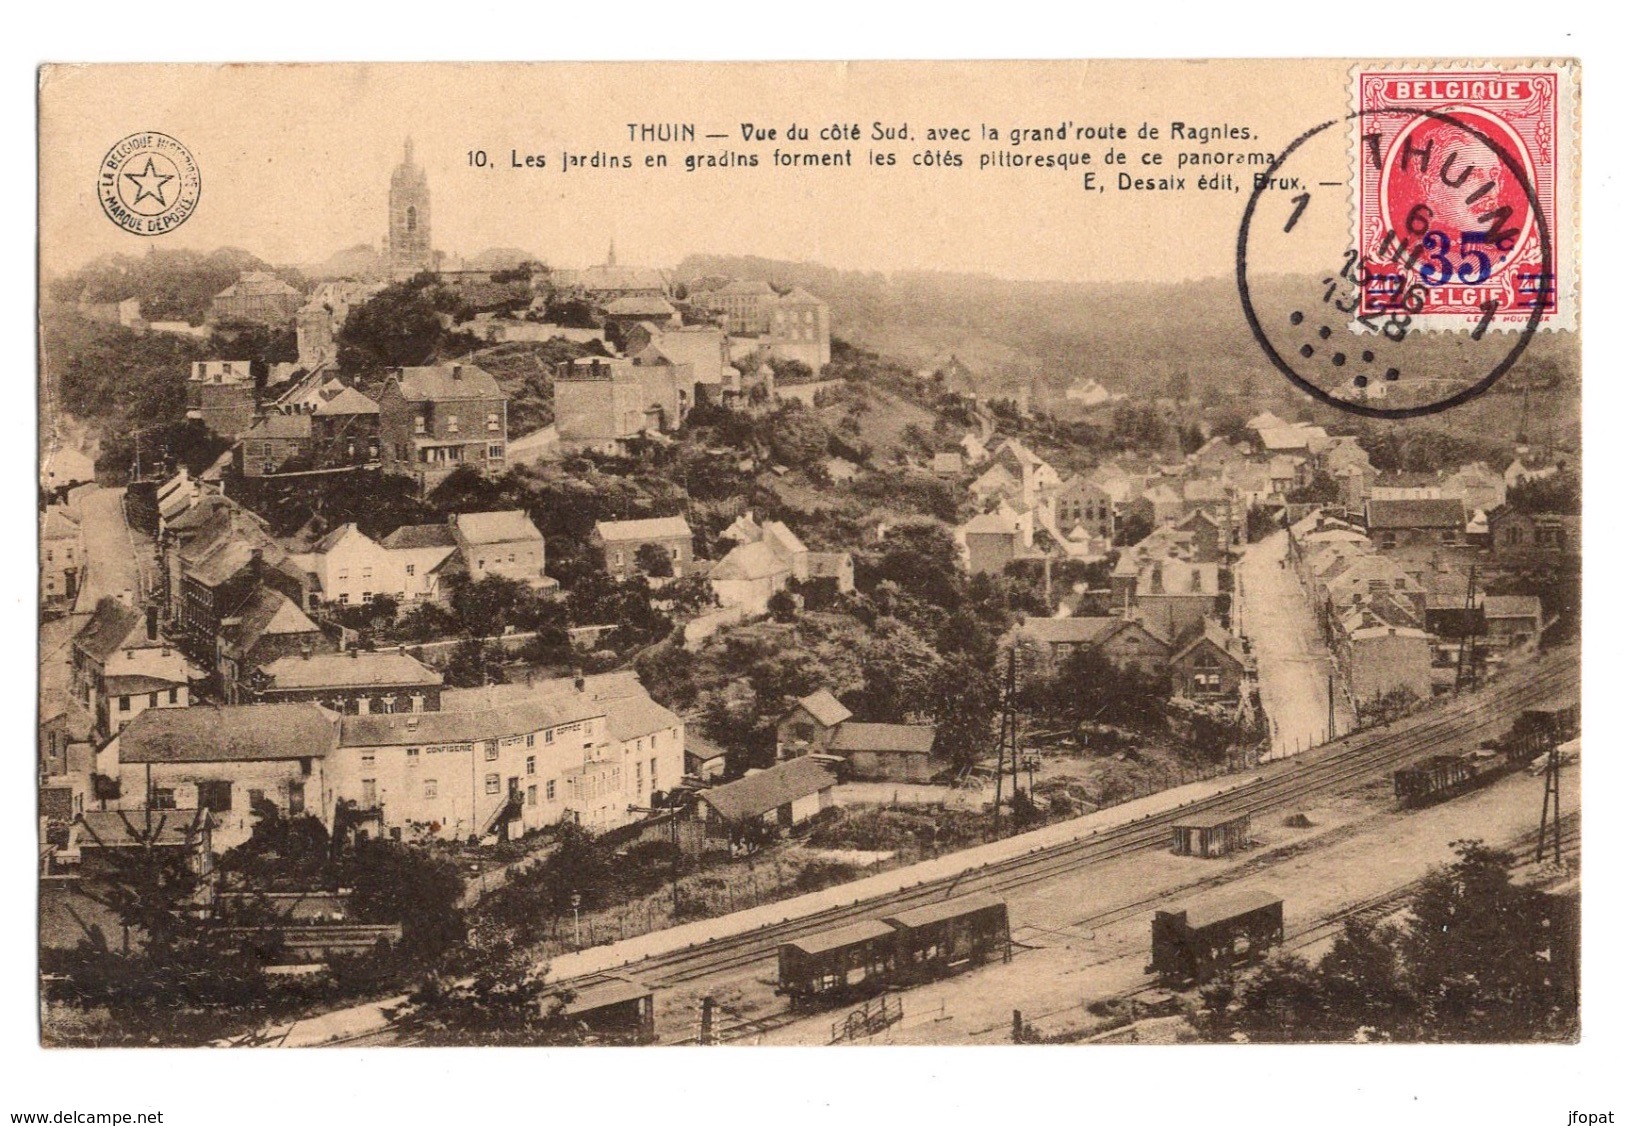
left=337, top=277, right=479, bottom=372
left=41, top=809, right=272, bottom=1044
left=862, top=520, right=964, bottom=611
left=386, top=948, right=586, bottom=1046
left=342, top=839, right=467, bottom=962
left=634, top=542, right=674, bottom=578
left=929, top=653, right=998, bottom=773
left=766, top=588, right=799, bottom=623
left=443, top=638, right=502, bottom=687
left=767, top=401, right=830, bottom=469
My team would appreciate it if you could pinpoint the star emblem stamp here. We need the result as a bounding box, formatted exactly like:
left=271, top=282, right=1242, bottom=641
left=97, top=132, right=201, bottom=236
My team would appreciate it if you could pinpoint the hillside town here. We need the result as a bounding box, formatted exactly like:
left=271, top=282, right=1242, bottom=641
left=39, top=138, right=1580, bottom=1049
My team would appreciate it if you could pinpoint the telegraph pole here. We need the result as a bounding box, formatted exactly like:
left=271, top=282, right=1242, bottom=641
left=1536, top=739, right=1563, bottom=864
left=1453, top=564, right=1479, bottom=696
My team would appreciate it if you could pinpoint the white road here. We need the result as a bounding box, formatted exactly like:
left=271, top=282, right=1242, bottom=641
left=1235, top=529, right=1354, bottom=760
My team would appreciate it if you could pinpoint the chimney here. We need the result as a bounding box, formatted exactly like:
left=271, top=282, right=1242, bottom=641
left=300, top=643, right=311, bottom=660
left=1151, top=562, right=1164, bottom=593
left=574, top=669, right=586, bottom=692
left=145, top=606, right=159, bottom=642
left=451, top=364, right=463, bottom=381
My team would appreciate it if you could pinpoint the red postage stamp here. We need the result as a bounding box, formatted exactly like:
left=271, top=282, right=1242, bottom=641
left=1354, top=65, right=1576, bottom=332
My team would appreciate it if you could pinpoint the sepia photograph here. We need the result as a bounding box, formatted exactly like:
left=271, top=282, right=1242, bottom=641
left=33, top=54, right=1583, bottom=1067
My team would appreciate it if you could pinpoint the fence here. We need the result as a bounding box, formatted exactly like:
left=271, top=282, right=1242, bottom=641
left=831, top=994, right=903, bottom=1043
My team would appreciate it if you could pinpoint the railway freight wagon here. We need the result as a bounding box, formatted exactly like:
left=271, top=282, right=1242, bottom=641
left=778, top=895, right=1012, bottom=1005
left=778, top=920, right=900, bottom=1006
left=1393, top=750, right=1504, bottom=806
left=1149, top=889, right=1283, bottom=985
left=883, top=893, right=1011, bottom=984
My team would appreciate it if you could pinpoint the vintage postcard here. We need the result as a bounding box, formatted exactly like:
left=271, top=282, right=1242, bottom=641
left=37, top=60, right=1579, bottom=1052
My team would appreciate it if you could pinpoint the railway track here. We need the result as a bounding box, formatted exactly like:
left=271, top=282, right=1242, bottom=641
left=559, top=651, right=1577, bottom=996
left=311, top=651, right=1574, bottom=1047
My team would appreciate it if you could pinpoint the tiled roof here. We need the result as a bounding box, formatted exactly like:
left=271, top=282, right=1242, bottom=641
left=258, top=650, right=441, bottom=690
left=594, top=516, right=693, bottom=543
left=382, top=523, right=457, bottom=550
left=118, top=703, right=337, bottom=763
left=828, top=723, right=937, bottom=755
left=312, top=385, right=379, bottom=415
left=73, top=599, right=147, bottom=662
left=244, top=413, right=312, bottom=440
left=451, top=510, right=542, bottom=545
left=1365, top=498, right=1464, bottom=529
left=1170, top=620, right=1246, bottom=665
left=339, top=694, right=605, bottom=747
left=1484, top=594, right=1542, bottom=619
left=699, top=758, right=835, bottom=823
left=391, top=364, right=504, bottom=401
left=711, top=540, right=790, bottom=582
left=1021, top=616, right=1120, bottom=646
left=219, top=588, right=321, bottom=655
left=793, top=689, right=852, bottom=729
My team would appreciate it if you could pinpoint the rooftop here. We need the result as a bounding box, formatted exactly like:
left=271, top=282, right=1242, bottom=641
left=389, top=364, right=504, bottom=402
left=828, top=723, right=937, bottom=755
left=258, top=650, right=441, bottom=690
left=1365, top=498, right=1465, bottom=529
left=381, top=523, right=458, bottom=551
left=118, top=703, right=337, bottom=763
left=1020, top=616, right=1119, bottom=646
left=594, top=516, right=693, bottom=543
left=700, top=758, right=835, bottom=822
left=451, top=509, right=542, bottom=545
left=792, top=689, right=852, bottom=729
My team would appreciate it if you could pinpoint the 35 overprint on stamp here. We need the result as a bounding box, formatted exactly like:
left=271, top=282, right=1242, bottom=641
left=1352, top=63, right=1577, bottom=334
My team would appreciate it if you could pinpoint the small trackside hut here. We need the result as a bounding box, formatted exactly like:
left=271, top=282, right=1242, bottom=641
left=778, top=919, right=899, bottom=1006
left=557, top=977, right=656, bottom=1044
left=1170, top=810, right=1251, bottom=858
left=1150, top=889, right=1283, bottom=985
left=883, top=893, right=1011, bottom=982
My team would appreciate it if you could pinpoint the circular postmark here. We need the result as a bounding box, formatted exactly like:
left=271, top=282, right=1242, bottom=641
left=97, top=132, right=201, bottom=237
left=1237, top=106, right=1551, bottom=420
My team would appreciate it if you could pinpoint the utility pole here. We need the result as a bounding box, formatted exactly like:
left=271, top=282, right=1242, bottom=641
left=1536, top=738, right=1563, bottom=864
left=993, top=646, right=1010, bottom=838
left=1453, top=564, right=1478, bottom=696
left=1326, top=670, right=1335, bottom=744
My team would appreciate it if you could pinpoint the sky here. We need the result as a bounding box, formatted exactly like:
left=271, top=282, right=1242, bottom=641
left=40, top=60, right=1352, bottom=284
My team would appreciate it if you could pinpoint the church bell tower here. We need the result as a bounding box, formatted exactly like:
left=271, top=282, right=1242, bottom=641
left=388, top=138, right=433, bottom=278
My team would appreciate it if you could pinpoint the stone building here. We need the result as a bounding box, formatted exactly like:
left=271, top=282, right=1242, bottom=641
left=387, top=138, right=434, bottom=278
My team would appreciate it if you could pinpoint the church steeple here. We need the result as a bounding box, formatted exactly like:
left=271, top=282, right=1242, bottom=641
left=606, top=239, right=617, bottom=268
left=388, top=137, right=432, bottom=278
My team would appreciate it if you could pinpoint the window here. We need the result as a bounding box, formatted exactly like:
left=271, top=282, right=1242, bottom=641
left=361, top=752, right=376, bottom=768
left=635, top=760, right=643, bottom=791
left=362, top=567, right=373, bottom=580
left=362, top=592, right=373, bottom=603
left=527, top=784, right=537, bottom=806
left=546, top=780, right=555, bottom=801
left=485, top=741, right=498, bottom=761
left=650, top=757, right=658, bottom=788
left=407, top=747, right=420, bottom=765
left=248, top=788, right=265, bottom=808
left=526, top=733, right=535, bottom=748
left=380, top=696, right=395, bottom=714
left=337, top=569, right=349, bottom=581
left=526, top=755, right=535, bottom=775
left=197, top=780, right=232, bottom=812
left=118, top=695, right=130, bottom=712
left=167, top=687, right=178, bottom=704
left=148, top=692, right=158, bottom=708
left=361, top=778, right=377, bottom=805
left=485, top=773, right=500, bottom=795
left=545, top=729, right=554, bottom=745
left=287, top=781, right=305, bottom=815
left=414, top=416, right=426, bottom=435
left=338, top=593, right=350, bottom=605
left=424, top=778, right=438, bottom=799
left=448, top=414, right=460, bottom=433
left=486, top=412, right=500, bottom=432
left=151, top=787, right=177, bottom=810
left=406, top=563, right=416, bottom=576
